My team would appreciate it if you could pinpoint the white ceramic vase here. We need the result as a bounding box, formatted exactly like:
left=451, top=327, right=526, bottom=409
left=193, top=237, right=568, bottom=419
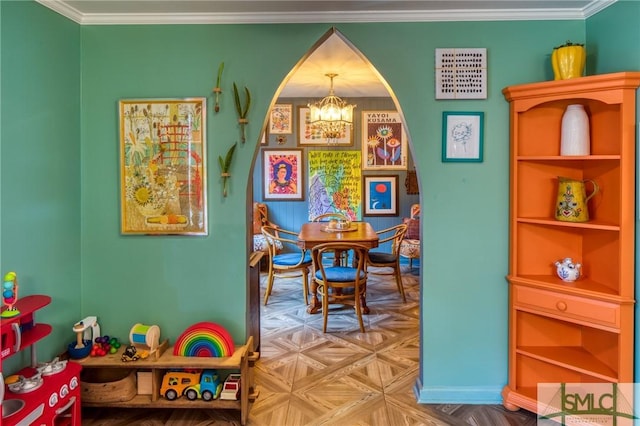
left=560, top=104, right=590, bottom=156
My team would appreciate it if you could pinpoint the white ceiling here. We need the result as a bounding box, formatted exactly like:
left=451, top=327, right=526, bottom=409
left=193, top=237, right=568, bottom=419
left=36, top=0, right=614, bottom=98
left=279, top=33, right=392, bottom=98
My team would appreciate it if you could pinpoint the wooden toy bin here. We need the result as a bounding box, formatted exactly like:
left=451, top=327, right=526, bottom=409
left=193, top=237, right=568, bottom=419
left=81, top=368, right=136, bottom=403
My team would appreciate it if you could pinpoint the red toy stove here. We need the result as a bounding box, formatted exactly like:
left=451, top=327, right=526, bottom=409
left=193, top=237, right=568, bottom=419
left=3, top=358, right=82, bottom=426
left=1, top=295, right=82, bottom=425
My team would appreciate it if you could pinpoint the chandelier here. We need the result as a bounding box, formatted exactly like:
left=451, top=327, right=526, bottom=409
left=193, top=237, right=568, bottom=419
left=308, top=73, right=356, bottom=142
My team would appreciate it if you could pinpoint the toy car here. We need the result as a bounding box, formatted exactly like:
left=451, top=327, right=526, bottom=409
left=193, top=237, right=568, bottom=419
left=185, top=370, right=222, bottom=401
left=161, top=371, right=200, bottom=401
left=160, top=370, right=221, bottom=401
left=121, top=345, right=149, bottom=362
left=220, top=373, right=241, bottom=400
left=121, top=345, right=140, bottom=362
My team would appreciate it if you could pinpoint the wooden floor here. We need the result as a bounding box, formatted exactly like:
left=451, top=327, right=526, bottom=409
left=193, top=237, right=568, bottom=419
left=82, top=263, right=538, bottom=425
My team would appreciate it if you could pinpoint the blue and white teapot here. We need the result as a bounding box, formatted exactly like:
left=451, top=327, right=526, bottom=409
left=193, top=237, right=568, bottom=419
left=555, top=257, right=581, bottom=282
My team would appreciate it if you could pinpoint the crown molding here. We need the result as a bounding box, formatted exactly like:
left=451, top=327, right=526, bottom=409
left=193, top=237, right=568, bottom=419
left=583, top=0, right=617, bottom=17
left=36, top=0, right=616, bottom=25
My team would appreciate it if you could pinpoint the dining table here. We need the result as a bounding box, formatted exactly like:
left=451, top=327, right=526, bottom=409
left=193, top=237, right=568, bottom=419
left=297, top=221, right=379, bottom=314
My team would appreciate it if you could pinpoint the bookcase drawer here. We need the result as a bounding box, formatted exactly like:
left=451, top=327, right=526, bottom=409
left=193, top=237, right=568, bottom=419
left=513, top=285, right=620, bottom=330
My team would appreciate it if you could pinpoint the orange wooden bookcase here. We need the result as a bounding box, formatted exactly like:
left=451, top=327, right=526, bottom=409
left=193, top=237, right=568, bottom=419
left=501, top=72, right=640, bottom=413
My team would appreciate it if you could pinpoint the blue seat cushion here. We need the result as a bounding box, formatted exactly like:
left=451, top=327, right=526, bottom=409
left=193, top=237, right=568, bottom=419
left=315, top=266, right=365, bottom=282
left=273, top=252, right=311, bottom=266
left=367, top=251, right=396, bottom=263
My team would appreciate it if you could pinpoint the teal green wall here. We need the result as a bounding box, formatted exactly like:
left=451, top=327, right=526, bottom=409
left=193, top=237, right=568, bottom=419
left=2, top=0, right=637, bottom=404
left=586, top=1, right=640, bottom=73
left=586, top=0, right=640, bottom=383
left=1, top=1, right=81, bottom=371
left=79, top=21, right=583, bottom=403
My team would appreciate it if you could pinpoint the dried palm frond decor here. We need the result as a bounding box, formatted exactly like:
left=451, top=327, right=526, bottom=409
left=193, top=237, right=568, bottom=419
left=218, top=143, right=236, bottom=197
left=233, top=83, right=251, bottom=143
left=213, top=62, right=224, bottom=113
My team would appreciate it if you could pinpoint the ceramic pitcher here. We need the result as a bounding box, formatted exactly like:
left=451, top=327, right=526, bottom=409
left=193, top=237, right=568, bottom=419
left=555, top=177, right=599, bottom=222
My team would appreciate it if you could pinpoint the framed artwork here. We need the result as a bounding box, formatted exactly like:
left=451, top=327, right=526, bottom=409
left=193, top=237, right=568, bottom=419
left=297, top=106, right=353, bottom=146
left=119, top=98, right=207, bottom=235
left=269, top=104, right=293, bottom=134
left=435, top=48, right=487, bottom=99
left=308, top=151, right=362, bottom=221
left=262, top=149, right=304, bottom=201
left=363, top=175, right=399, bottom=216
left=442, top=111, right=484, bottom=162
left=362, top=110, right=408, bottom=170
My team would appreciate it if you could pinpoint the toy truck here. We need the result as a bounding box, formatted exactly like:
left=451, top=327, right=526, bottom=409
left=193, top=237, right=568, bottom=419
left=220, top=373, right=241, bottom=400
left=160, top=369, right=222, bottom=401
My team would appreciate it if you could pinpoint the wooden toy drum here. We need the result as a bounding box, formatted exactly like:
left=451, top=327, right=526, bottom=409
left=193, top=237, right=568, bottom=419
left=129, top=323, right=160, bottom=353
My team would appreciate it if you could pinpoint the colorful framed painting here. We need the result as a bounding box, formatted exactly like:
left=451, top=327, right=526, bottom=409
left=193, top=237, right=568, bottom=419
left=362, top=110, right=408, bottom=170
left=269, top=104, right=293, bottom=134
left=262, top=149, right=304, bottom=201
left=119, top=98, right=207, bottom=235
left=308, top=151, right=362, bottom=221
left=363, top=175, right=399, bottom=216
left=297, top=106, right=353, bottom=146
left=442, top=111, right=484, bottom=162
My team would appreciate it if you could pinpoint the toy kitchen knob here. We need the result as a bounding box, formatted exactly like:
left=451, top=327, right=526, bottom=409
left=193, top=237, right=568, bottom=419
left=555, top=257, right=581, bottom=282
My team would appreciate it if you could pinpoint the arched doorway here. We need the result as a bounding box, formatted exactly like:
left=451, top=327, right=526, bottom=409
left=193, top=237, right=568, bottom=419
left=248, top=26, right=422, bottom=349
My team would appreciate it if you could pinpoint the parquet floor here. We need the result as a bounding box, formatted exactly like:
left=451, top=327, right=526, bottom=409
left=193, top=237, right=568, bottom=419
left=82, top=263, right=538, bottom=425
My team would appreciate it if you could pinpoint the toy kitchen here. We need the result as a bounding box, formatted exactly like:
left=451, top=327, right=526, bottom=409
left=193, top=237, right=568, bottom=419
left=1, top=294, right=82, bottom=425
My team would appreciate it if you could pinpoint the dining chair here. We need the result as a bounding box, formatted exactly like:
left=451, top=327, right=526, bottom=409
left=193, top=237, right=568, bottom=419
left=261, top=225, right=312, bottom=306
left=311, top=242, right=369, bottom=333
left=252, top=202, right=282, bottom=255
left=399, top=204, right=421, bottom=270
left=365, top=223, right=408, bottom=302
left=311, top=212, right=349, bottom=222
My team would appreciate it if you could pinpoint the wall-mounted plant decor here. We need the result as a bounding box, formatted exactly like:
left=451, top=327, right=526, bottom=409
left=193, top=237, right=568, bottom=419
left=119, top=98, right=207, bottom=235
left=233, top=82, right=251, bottom=143
left=213, top=62, right=224, bottom=113
left=218, top=142, right=237, bottom=197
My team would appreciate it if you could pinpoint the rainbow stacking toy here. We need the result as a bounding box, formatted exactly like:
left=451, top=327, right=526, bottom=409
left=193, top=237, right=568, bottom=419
left=173, top=321, right=235, bottom=357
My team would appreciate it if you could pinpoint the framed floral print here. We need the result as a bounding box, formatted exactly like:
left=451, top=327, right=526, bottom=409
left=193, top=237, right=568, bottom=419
left=269, top=104, right=293, bottom=134
left=442, top=111, right=484, bottom=162
left=362, top=110, right=408, bottom=170
left=297, top=106, right=353, bottom=146
left=119, top=98, right=207, bottom=235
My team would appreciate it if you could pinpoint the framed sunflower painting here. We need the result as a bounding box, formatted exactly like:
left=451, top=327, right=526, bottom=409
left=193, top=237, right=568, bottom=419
left=119, top=98, right=207, bottom=235
left=361, top=110, right=408, bottom=170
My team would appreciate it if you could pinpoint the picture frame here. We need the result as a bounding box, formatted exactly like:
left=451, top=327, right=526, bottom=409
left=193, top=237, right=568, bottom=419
left=362, top=110, right=408, bottom=170
left=269, top=104, right=293, bottom=134
left=363, top=175, right=399, bottom=216
left=442, top=111, right=484, bottom=162
left=262, top=149, right=304, bottom=201
left=119, top=98, right=207, bottom=235
left=309, top=151, right=362, bottom=221
left=297, top=106, right=353, bottom=146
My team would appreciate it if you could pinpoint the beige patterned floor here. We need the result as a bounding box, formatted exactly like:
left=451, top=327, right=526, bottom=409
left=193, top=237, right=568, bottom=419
left=82, top=264, right=538, bottom=425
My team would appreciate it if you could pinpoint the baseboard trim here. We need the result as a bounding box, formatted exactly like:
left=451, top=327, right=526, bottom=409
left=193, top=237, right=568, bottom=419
left=413, top=377, right=504, bottom=404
